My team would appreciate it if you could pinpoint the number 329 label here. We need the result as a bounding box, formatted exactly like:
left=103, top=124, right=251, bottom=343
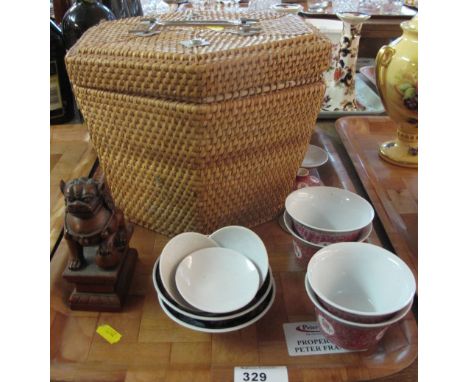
left=234, top=366, right=288, bottom=382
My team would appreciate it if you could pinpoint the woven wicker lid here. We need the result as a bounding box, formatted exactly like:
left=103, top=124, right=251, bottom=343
left=66, top=11, right=332, bottom=103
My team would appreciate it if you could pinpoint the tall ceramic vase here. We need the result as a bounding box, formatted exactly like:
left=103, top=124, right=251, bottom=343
left=322, top=12, right=370, bottom=112
left=376, top=15, right=418, bottom=168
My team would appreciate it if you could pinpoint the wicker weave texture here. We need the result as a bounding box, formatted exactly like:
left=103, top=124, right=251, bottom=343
left=74, top=81, right=325, bottom=236
left=66, top=12, right=332, bottom=103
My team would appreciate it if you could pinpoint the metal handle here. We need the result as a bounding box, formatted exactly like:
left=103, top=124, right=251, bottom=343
left=155, top=20, right=242, bottom=27
left=130, top=18, right=261, bottom=37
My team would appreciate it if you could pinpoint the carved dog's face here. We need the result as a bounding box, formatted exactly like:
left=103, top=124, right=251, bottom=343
left=60, top=178, right=103, bottom=218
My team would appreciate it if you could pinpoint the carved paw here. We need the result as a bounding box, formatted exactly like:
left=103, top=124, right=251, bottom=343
left=98, top=250, right=109, bottom=257
left=115, top=231, right=128, bottom=251
left=68, top=258, right=84, bottom=271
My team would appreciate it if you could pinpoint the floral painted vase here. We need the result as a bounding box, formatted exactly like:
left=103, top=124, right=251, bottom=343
left=322, top=12, right=371, bottom=112
left=376, top=15, right=418, bottom=167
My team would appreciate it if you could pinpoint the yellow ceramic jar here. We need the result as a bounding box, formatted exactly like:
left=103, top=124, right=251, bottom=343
left=376, top=15, right=418, bottom=168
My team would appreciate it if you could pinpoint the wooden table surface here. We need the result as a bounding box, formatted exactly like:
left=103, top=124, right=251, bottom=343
left=50, top=124, right=417, bottom=382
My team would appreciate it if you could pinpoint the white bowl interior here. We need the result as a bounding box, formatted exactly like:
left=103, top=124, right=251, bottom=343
left=175, top=247, right=260, bottom=314
left=308, top=242, right=416, bottom=315
left=283, top=211, right=373, bottom=248
left=159, top=232, right=219, bottom=310
left=209, top=226, right=269, bottom=285
left=286, top=187, right=374, bottom=232
left=304, top=275, right=413, bottom=328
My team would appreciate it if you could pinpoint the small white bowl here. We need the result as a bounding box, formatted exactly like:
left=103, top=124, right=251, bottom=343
left=271, top=3, right=304, bottom=14
left=283, top=210, right=372, bottom=266
left=158, top=278, right=276, bottom=334
left=159, top=232, right=219, bottom=310
left=175, top=247, right=260, bottom=314
left=307, top=242, right=416, bottom=321
left=209, top=225, right=269, bottom=286
left=285, top=186, right=374, bottom=243
left=283, top=210, right=372, bottom=249
left=305, top=275, right=413, bottom=350
left=301, top=144, right=329, bottom=168
left=153, top=256, right=274, bottom=321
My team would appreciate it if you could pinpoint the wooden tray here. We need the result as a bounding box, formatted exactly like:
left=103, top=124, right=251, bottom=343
left=50, top=128, right=417, bottom=382
left=359, top=66, right=377, bottom=93
left=335, top=117, right=418, bottom=277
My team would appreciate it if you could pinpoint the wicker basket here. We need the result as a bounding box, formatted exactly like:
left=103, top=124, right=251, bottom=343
left=66, top=11, right=332, bottom=236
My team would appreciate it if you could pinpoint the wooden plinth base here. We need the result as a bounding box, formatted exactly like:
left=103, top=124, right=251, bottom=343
left=63, top=248, right=138, bottom=312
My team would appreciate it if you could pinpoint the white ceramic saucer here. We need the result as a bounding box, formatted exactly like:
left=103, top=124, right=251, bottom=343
left=158, top=278, right=276, bottom=333
left=271, top=3, right=304, bottom=14
left=209, top=226, right=269, bottom=286
left=175, top=247, right=260, bottom=314
left=301, top=144, right=329, bottom=168
left=153, top=256, right=274, bottom=321
left=159, top=232, right=219, bottom=310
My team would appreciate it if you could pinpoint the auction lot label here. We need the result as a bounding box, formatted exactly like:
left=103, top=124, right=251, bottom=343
left=282, top=321, right=351, bottom=356
left=234, top=366, right=288, bottom=382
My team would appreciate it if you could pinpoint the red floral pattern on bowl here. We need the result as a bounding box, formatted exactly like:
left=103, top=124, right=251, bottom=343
left=284, top=212, right=373, bottom=267
left=305, top=276, right=413, bottom=351
left=293, top=220, right=361, bottom=245
left=315, top=294, right=397, bottom=324
left=316, top=310, right=390, bottom=351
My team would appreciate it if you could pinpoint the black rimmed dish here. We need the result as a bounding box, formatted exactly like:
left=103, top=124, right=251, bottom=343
left=152, top=256, right=273, bottom=321
left=158, top=278, right=276, bottom=333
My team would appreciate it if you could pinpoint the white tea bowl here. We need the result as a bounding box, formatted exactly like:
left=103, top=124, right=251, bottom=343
left=285, top=186, right=374, bottom=245
left=307, top=242, right=416, bottom=323
left=283, top=210, right=373, bottom=266
left=283, top=210, right=373, bottom=249
left=305, top=275, right=413, bottom=350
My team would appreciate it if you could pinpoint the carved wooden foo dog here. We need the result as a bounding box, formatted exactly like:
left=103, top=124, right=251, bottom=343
left=61, top=177, right=138, bottom=312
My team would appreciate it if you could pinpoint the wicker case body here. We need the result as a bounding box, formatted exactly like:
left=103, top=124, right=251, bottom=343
left=66, top=11, right=332, bottom=236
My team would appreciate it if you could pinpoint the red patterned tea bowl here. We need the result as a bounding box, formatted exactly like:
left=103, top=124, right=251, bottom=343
left=283, top=211, right=372, bottom=266
left=307, top=242, right=416, bottom=323
left=305, top=276, right=413, bottom=350
left=285, top=187, right=374, bottom=245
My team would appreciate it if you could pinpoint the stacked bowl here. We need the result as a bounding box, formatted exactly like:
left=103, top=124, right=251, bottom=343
left=152, top=226, right=275, bottom=333
left=305, top=242, right=416, bottom=350
left=284, top=186, right=375, bottom=263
